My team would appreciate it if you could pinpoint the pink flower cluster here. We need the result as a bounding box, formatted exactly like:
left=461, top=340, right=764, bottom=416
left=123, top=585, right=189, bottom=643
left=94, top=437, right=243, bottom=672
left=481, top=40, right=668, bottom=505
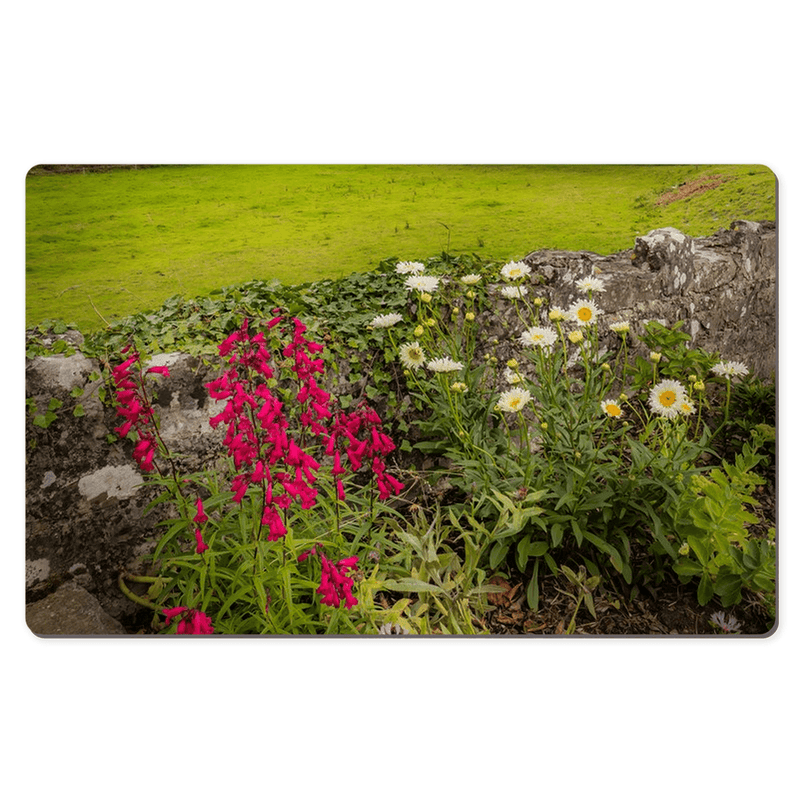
left=326, top=404, right=404, bottom=500
left=113, top=314, right=404, bottom=626
left=163, top=606, right=214, bottom=634
left=111, top=346, right=170, bottom=473
left=298, top=546, right=359, bottom=609
left=205, top=314, right=404, bottom=543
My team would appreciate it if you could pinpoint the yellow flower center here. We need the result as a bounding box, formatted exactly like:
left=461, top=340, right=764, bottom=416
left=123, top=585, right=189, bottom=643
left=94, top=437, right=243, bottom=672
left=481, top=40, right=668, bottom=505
left=659, top=390, right=677, bottom=407
left=606, top=403, right=622, bottom=417
left=577, top=307, right=593, bottom=322
left=509, top=398, right=522, bottom=410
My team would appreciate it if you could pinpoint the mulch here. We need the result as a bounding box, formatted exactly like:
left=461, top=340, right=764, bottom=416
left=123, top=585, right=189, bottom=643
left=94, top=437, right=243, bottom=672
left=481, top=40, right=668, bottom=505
left=480, top=568, right=775, bottom=636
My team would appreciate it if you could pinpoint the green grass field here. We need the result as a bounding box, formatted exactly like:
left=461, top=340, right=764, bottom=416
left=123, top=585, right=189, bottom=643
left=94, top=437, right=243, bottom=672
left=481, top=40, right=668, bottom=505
left=26, top=164, right=775, bottom=332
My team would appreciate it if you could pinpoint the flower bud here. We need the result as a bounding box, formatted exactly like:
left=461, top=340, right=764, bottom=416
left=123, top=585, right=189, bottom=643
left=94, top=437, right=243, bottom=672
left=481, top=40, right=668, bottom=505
left=421, top=292, right=432, bottom=303
left=414, top=325, right=424, bottom=337
left=649, top=351, right=662, bottom=363
left=568, top=330, right=583, bottom=344
left=465, top=312, right=475, bottom=322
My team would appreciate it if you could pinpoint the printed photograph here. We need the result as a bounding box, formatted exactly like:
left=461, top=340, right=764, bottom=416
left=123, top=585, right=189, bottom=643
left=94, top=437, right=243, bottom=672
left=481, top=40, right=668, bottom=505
left=25, top=164, right=777, bottom=636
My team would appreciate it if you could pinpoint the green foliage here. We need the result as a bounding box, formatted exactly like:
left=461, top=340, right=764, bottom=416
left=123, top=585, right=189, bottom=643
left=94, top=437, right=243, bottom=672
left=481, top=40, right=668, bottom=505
left=669, top=428, right=775, bottom=610
left=630, top=320, right=719, bottom=393
left=557, top=565, right=603, bottom=634
left=367, top=505, right=496, bottom=634
left=145, top=468, right=373, bottom=634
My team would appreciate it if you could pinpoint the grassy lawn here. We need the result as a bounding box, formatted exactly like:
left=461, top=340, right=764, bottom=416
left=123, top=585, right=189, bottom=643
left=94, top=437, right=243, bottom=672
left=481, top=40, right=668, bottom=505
left=26, top=164, right=775, bottom=332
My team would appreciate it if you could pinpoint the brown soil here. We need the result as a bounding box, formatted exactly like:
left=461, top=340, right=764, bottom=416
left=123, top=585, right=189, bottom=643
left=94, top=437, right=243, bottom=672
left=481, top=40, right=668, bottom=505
left=655, top=174, right=731, bottom=206
left=480, top=568, right=775, bottom=636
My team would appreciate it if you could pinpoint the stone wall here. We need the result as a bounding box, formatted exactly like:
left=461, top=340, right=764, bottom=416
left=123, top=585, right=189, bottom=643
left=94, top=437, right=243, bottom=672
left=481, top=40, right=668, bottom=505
left=519, top=219, right=776, bottom=380
left=24, top=220, right=776, bottom=634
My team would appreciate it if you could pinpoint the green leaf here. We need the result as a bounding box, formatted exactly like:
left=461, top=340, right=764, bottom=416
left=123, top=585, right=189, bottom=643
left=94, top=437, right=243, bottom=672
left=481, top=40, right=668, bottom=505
left=489, top=541, right=509, bottom=570
left=550, top=523, right=564, bottom=548
left=516, top=535, right=532, bottom=571
left=382, top=578, right=444, bottom=595
left=673, top=559, right=705, bottom=577
left=527, top=561, right=540, bottom=612
left=687, top=535, right=710, bottom=565
left=73, top=404, right=86, bottom=418
left=570, top=518, right=584, bottom=546
left=714, top=573, right=742, bottom=607
left=697, top=574, right=714, bottom=606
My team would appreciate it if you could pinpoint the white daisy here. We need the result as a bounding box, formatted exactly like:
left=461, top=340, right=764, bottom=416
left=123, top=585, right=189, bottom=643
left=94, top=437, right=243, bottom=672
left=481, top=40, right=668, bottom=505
left=497, top=387, right=532, bottom=413
left=404, top=274, right=440, bottom=293
left=500, top=285, right=528, bottom=300
left=460, top=274, right=482, bottom=285
left=600, top=399, right=623, bottom=418
left=395, top=261, right=425, bottom=275
left=548, top=306, right=567, bottom=322
left=398, top=341, right=426, bottom=370
left=575, top=276, right=606, bottom=293
left=710, top=360, right=749, bottom=379
left=648, top=379, right=688, bottom=419
left=427, top=356, right=464, bottom=373
left=609, top=320, right=630, bottom=334
left=369, top=313, right=403, bottom=328
left=678, top=397, right=696, bottom=416
left=504, top=367, right=523, bottom=385
left=500, top=261, right=531, bottom=281
left=568, top=298, right=602, bottom=326
left=520, top=326, right=558, bottom=348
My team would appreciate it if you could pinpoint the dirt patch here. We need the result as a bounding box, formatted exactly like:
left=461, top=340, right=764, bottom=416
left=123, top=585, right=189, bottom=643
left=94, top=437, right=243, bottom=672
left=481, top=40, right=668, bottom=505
left=482, top=569, right=775, bottom=636
left=655, top=174, right=731, bottom=206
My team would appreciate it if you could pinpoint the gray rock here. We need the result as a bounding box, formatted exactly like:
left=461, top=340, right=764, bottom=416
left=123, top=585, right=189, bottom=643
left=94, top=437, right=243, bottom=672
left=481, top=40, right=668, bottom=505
left=26, top=580, right=127, bottom=635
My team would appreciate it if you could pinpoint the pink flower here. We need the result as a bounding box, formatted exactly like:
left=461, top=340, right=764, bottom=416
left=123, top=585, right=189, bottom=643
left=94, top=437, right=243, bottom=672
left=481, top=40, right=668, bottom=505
left=178, top=611, right=214, bottom=634
left=146, top=365, right=171, bottom=377
left=193, top=497, right=208, bottom=525
left=163, top=606, right=187, bottom=623
left=317, top=554, right=359, bottom=609
left=194, top=527, right=209, bottom=554
left=262, top=505, right=287, bottom=541
left=297, top=545, right=318, bottom=563
left=162, top=607, right=214, bottom=634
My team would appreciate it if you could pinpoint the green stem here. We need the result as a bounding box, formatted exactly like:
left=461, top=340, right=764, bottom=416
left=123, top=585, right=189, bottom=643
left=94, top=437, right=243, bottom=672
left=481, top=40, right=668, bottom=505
left=118, top=573, right=159, bottom=610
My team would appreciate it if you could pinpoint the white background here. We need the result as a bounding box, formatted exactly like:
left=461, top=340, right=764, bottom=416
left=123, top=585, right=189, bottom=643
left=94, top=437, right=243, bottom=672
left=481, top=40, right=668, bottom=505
left=5, top=3, right=795, bottom=797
